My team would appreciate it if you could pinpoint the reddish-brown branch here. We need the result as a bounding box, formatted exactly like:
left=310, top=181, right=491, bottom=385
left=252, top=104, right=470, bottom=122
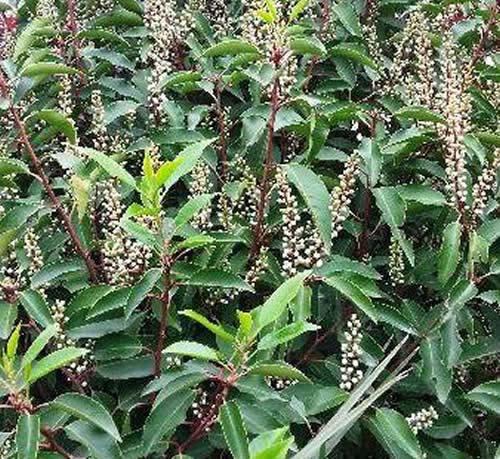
left=154, top=262, right=172, bottom=377
left=41, top=427, right=73, bottom=459
left=470, top=3, right=497, bottom=68
left=250, top=55, right=282, bottom=260
left=0, top=76, right=98, bottom=282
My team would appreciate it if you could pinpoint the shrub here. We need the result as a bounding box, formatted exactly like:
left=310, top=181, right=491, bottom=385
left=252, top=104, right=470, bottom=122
left=0, top=0, right=499, bottom=457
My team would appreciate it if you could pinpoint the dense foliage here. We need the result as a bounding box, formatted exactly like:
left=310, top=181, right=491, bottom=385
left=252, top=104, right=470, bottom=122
left=0, top=0, right=499, bottom=457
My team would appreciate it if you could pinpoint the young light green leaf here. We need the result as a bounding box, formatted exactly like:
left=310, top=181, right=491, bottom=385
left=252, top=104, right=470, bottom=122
left=20, top=324, right=57, bottom=371
left=395, top=105, right=445, bottom=124
left=21, top=62, right=79, bottom=77
left=180, top=310, right=235, bottom=342
left=252, top=272, right=310, bottom=335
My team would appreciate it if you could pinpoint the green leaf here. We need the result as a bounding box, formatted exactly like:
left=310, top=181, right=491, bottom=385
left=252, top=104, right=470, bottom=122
left=21, top=62, right=79, bottom=77
left=52, top=393, right=121, bottom=441
left=290, top=37, right=326, bottom=56
left=30, top=109, right=77, bottom=144
left=16, top=414, right=39, bottom=459
left=438, top=222, right=461, bottom=286
left=20, top=324, right=57, bottom=371
left=70, top=175, right=91, bottom=220
left=258, top=321, right=319, bottom=350
left=79, top=148, right=137, bottom=189
left=0, top=158, right=30, bottom=176
left=220, top=401, right=250, bottom=459
left=466, top=381, right=500, bottom=416
left=83, top=47, right=135, bottom=70
left=373, top=187, right=414, bottom=266
left=185, top=269, right=253, bottom=291
left=31, top=259, right=86, bottom=289
left=248, top=362, right=311, bottom=383
left=126, top=268, right=162, bottom=319
left=331, top=43, right=378, bottom=70
left=324, top=275, right=377, bottom=322
left=371, top=408, right=423, bottom=459
left=180, top=310, right=235, bottom=342
left=252, top=272, right=310, bottom=335
left=204, top=39, right=260, bottom=57
left=28, top=347, right=89, bottom=384
left=94, top=8, right=143, bottom=27
left=163, top=341, right=220, bottom=362
left=65, top=421, right=122, bottom=459
left=421, top=336, right=452, bottom=404
left=104, top=100, right=139, bottom=125
left=161, top=139, right=215, bottom=192
left=332, top=1, right=362, bottom=36
left=143, top=389, right=194, bottom=454
left=285, top=164, right=331, bottom=253
left=395, top=105, right=445, bottom=123
left=20, top=290, right=54, bottom=327
left=397, top=184, right=446, bottom=206
left=6, top=323, right=21, bottom=359
left=290, top=0, right=311, bottom=21
left=249, top=427, right=293, bottom=459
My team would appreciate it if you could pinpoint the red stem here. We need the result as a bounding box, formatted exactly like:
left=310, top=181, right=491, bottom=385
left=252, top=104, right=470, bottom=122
left=154, top=262, right=172, bottom=377
left=0, top=78, right=98, bottom=283
left=250, top=53, right=282, bottom=260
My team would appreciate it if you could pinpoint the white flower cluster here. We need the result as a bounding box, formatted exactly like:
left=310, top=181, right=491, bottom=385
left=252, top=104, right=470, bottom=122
left=51, top=299, right=76, bottom=349
left=230, top=155, right=259, bottom=227
left=388, top=236, right=404, bottom=287
left=89, top=89, right=110, bottom=151
left=330, top=155, right=360, bottom=240
left=144, top=0, right=194, bottom=109
left=94, top=181, right=152, bottom=285
left=67, top=339, right=95, bottom=388
left=0, top=244, right=22, bottom=302
left=58, top=75, right=74, bottom=118
left=276, top=167, right=326, bottom=278
left=77, top=0, right=114, bottom=27
left=340, top=313, right=364, bottom=391
left=0, top=13, right=15, bottom=61
left=165, top=355, right=182, bottom=368
left=471, top=148, right=500, bottom=226
left=24, top=228, right=44, bottom=276
left=190, top=0, right=233, bottom=38
left=406, top=405, right=438, bottom=434
left=437, top=31, right=471, bottom=215
left=245, top=246, right=268, bottom=288
left=0, top=187, right=18, bottom=217
left=0, top=437, right=12, bottom=459
left=240, top=0, right=298, bottom=101
left=190, top=162, right=214, bottom=230
left=282, top=133, right=303, bottom=163
left=36, top=0, right=58, bottom=20
left=386, top=9, right=437, bottom=107
left=266, top=376, right=297, bottom=391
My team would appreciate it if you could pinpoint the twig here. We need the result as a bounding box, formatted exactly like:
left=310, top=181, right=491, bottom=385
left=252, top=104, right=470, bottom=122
left=214, top=78, right=228, bottom=181
left=0, top=73, right=98, bottom=282
left=153, top=259, right=172, bottom=377
left=250, top=48, right=283, bottom=260
left=41, top=427, right=74, bottom=459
